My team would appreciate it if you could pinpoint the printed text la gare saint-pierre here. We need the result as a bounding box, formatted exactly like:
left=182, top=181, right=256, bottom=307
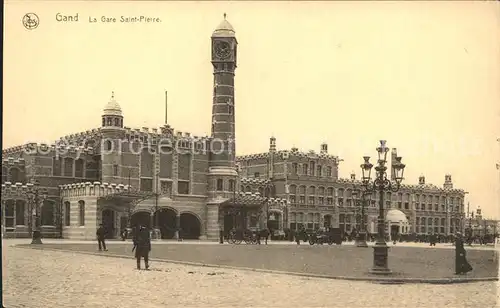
left=55, top=13, right=161, bottom=23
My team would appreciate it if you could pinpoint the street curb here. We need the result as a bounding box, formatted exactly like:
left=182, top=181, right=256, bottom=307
left=16, top=245, right=499, bottom=285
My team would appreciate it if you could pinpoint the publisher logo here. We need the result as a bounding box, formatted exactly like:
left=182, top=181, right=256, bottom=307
left=22, top=13, right=39, bottom=30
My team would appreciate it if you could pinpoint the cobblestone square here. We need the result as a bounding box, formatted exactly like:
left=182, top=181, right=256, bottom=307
left=32, top=241, right=499, bottom=280
left=2, top=241, right=499, bottom=308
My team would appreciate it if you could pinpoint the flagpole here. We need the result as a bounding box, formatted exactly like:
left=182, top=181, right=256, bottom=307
left=165, top=91, right=168, bottom=124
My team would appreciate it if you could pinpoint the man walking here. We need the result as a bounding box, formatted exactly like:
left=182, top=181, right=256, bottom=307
left=133, top=224, right=151, bottom=270
left=96, top=223, right=107, bottom=251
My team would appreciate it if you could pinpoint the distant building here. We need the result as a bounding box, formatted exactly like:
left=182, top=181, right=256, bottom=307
left=0, top=16, right=469, bottom=240
left=238, top=141, right=468, bottom=239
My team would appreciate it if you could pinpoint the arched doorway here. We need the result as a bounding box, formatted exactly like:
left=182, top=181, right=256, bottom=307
left=102, top=209, right=115, bottom=239
left=130, top=211, right=151, bottom=232
left=324, top=215, right=332, bottom=228
left=179, top=213, right=201, bottom=239
left=267, top=211, right=281, bottom=231
left=154, top=208, right=177, bottom=239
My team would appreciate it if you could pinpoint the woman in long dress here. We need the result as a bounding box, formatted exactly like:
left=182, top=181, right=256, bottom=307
left=455, top=232, right=473, bottom=275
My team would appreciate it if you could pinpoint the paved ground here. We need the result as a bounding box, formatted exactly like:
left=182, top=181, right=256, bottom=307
left=27, top=240, right=499, bottom=280
left=2, top=241, right=499, bottom=308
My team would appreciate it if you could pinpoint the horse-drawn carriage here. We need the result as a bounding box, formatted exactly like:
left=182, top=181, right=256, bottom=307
left=307, top=228, right=343, bottom=245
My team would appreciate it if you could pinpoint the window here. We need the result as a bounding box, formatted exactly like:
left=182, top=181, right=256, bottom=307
left=308, top=196, right=315, bottom=205
left=254, top=172, right=260, bottom=178
left=310, top=162, right=315, bottom=176
left=63, top=157, right=74, bottom=177
left=104, top=140, right=112, bottom=151
left=41, top=200, right=54, bottom=226
left=113, top=164, right=119, bottom=176
left=53, top=158, right=62, bottom=176
left=64, top=201, right=70, bottom=226
left=229, top=179, right=235, bottom=191
left=216, top=179, right=223, bottom=191
left=326, top=166, right=332, bottom=177
left=317, top=165, right=322, bottom=177
left=78, top=200, right=85, bottom=226
left=178, top=181, right=190, bottom=194
left=318, top=197, right=324, bottom=205
left=289, top=195, right=296, bottom=204
left=302, top=164, right=308, bottom=175
left=299, top=196, right=305, bottom=204
left=292, top=163, right=298, bottom=174
left=9, top=168, right=21, bottom=183
left=140, top=178, right=153, bottom=192
left=15, top=200, right=25, bottom=225
left=75, top=159, right=84, bottom=177
left=5, top=200, right=14, bottom=229
left=327, top=197, right=333, bottom=205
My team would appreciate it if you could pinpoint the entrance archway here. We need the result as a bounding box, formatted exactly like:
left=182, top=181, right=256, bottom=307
left=267, top=212, right=281, bottom=231
left=154, top=208, right=177, bottom=239
left=324, top=215, right=332, bottom=228
left=180, top=212, right=201, bottom=239
left=130, top=211, right=151, bottom=231
left=102, top=209, right=115, bottom=239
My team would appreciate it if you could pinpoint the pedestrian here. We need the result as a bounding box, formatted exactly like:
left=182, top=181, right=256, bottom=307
left=133, top=224, right=151, bottom=270
left=455, top=232, right=473, bottom=275
left=96, top=223, right=107, bottom=251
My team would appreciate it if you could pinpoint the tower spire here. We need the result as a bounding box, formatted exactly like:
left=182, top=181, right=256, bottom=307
left=223, top=13, right=227, bottom=20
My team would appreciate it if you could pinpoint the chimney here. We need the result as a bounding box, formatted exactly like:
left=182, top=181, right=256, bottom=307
left=418, top=175, right=425, bottom=185
left=269, top=136, right=276, bottom=152
left=390, top=148, right=397, bottom=180
left=443, top=174, right=453, bottom=189
left=320, top=143, right=328, bottom=154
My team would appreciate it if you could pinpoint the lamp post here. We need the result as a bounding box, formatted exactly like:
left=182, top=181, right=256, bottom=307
left=352, top=186, right=369, bottom=247
left=26, top=179, right=49, bottom=244
left=360, top=140, right=406, bottom=275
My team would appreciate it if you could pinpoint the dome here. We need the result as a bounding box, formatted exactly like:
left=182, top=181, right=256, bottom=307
left=103, top=92, right=122, bottom=116
left=386, top=209, right=408, bottom=223
left=212, top=13, right=235, bottom=38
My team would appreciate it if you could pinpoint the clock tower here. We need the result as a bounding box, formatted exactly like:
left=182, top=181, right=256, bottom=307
left=210, top=13, right=237, bottom=170
left=209, top=14, right=238, bottom=175
left=205, top=14, right=238, bottom=239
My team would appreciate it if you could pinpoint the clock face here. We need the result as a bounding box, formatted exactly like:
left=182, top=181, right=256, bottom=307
left=214, top=41, right=231, bottom=60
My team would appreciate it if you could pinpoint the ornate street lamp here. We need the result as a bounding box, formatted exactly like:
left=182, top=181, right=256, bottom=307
left=360, top=140, right=406, bottom=275
left=25, top=179, right=49, bottom=244
left=351, top=188, right=370, bottom=247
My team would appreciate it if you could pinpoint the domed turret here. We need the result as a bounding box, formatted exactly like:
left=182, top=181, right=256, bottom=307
left=212, top=13, right=235, bottom=38
left=102, top=91, right=124, bottom=128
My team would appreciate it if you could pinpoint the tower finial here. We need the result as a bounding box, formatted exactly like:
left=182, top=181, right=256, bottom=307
left=223, top=13, right=227, bottom=20
left=111, top=91, right=114, bottom=99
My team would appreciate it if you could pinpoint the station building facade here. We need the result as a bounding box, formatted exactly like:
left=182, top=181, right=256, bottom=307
left=1, top=16, right=468, bottom=240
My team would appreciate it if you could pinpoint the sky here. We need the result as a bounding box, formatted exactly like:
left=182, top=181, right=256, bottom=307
left=4, top=1, right=500, bottom=218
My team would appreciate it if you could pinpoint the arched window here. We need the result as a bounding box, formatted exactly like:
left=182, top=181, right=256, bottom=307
left=64, top=201, right=71, bottom=226
left=228, top=179, right=235, bottom=192
left=41, top=200, right=54, bottom=226
left=78, top=200, right=85, bottom=226
left=53, top=157, right=62, bottom=176
left=74, top=159, right=84, bottom=177
left=104, top=140, right=112, bottom=151
left=114, top=118, right=120, bottom=126
left=9, top=168, right=20, bottom=183
left=102, top=118, right=106, bottom=127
